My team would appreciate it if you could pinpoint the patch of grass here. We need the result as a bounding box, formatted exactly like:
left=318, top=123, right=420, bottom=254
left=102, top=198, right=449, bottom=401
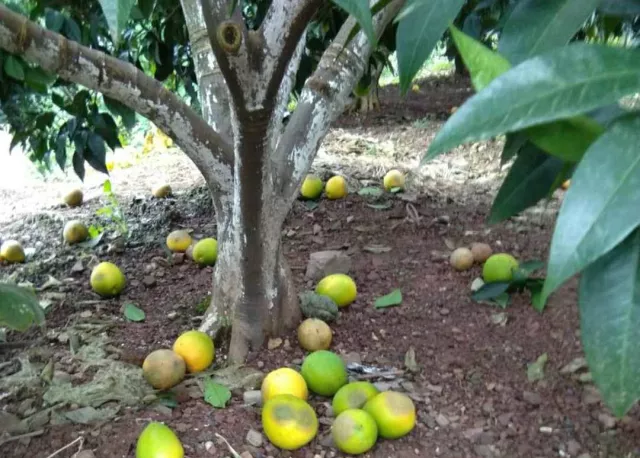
left=412, top=116, right=433, bottom=129
left=194, top=294, right=211, bottom=314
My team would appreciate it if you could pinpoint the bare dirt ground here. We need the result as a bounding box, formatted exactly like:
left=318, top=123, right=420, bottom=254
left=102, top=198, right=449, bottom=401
left=1, top=76, right=638, bottom=458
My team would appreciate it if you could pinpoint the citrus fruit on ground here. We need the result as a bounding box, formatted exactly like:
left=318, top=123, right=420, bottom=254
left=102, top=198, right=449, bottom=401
left=106, top=160, right=115, bottom=172
left=325, top=176, right=348, bottom=199
left=63, top=220, right=88, bottom=244
left=561, top=179, right=570, bottom=190
left=262, top=394, right=318, bottom=450
left=300, top=175, right=323, bottom=200
left=470, top=242, right=492, bottom=263
left=136, top=421, right=184, bottom=458
left=315, top=273, right=357, bottom=307
left=262, top=367, right=308, bottom=402
left=332, top=381, right=380, bottom=416
left=0, top=240, right=25, bottom=263
left=332, top=409, right=378, bottom=454
left=482, top=253, right=519, bottom=283
left=192, top=238, right=218, bottom=266
left=142, top=349, right=186, bottom=390
left=63, top=188, right=83, bottom=207
left=383, top=169, right=405, bottom=192
left=363, top=391, right=416, bottom=439
left=90, top=262, right=126, bottom=297
left=300, top=350, right=348, bottom=396
left=166, top=230, right=192, bottom=253
left=450, top=247, right=474, bottom=271
left=152, top=184, right=172, bottom=198
left=297, top=318, right=332, bottom=351
left=172, top=330, right=214, bottom=373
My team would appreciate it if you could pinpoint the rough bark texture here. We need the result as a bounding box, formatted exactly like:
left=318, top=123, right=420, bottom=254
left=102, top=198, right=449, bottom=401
left=0, top=0, right=405, bottom=362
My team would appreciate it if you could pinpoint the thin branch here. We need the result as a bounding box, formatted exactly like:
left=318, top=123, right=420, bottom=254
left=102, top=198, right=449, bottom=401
left=45, top=436, right=83, bottom=458
left=276, top=0, right=406, bottom=203
left=260, top=0, right=323, bottom=102
left=0, top=5, right=233, bottom=194
left=0, top=429, right=45, bottom=447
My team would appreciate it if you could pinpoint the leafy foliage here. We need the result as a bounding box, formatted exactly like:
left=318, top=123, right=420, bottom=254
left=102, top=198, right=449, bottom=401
left=0, top=283, right=45, bottom=332
left=424, top=6, right=640, bottom=416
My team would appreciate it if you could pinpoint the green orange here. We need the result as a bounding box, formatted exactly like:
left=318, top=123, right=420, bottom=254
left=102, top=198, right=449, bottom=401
left=332, top=381, right=379, bottom=416
left=332, top=409, right=378, bottom=454
left=300, top=350, right=348, bottom=396
left=363, top=391, right=416, bottom=439
left=262, top=394, right=318, bottom=450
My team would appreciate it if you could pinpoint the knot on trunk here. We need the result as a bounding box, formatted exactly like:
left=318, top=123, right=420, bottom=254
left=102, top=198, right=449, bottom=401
left=217, top=21, right=242, bottom=55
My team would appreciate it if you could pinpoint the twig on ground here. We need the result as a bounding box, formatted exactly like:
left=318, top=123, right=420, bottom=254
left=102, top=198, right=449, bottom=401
left=45, top=435, right=84, bottom=458
left=354, top=369, right=405, bottom=380
left=0, top=429, right=45, bottom=446
left=215, top=433, right=242, bottom=458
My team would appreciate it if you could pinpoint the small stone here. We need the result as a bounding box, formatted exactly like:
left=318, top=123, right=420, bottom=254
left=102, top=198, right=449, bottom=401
left=577, top=454, right=592, bottom=458
left=71, top=261, right=84, bottom=274
left=426, top=383, right=443, bottom=395
left=246, top=429, right=263, bottom=447
left=560, top=357, right=588, bottom=374
left=473, top=445, right=497, bottom=458
left=305, top=251, right=351, bottom=281
left=175, top=422, right=189, bottom=433
left=268, top=338, right=283, bottom=350
left=597, top=412, right=616, bottom=429
left=243, top=390, right=262, bottom=406
left=73, top=451, right=95, bottom=458
left=167, top=311, right=178, bottom=320
left=240, top=452, right=252, bottom=458
left=463, top=427, right=484, bottom=441
left=539, top=426, right=553, bottom=434
left=257, top=361, right=264, bottom=369
left=435, top=413, right=450, bottom=427
left=143, top=276, right=156, bottom=287
left=205, top=441, right=216, bottom=454
left=79, top=310, right=92, bottom=318
left=497, top=412, right=513, bottom=426
left=567, top=439, right=582, bottom=455
left=439, top=308, right=450, bottom=316
left=582, top=386, right=601, bottom=405
left=283, top=339, right=291, bottom=350
left=172, top=253, right=185, bottom=264
left=522, top=391, right=542, bottom=406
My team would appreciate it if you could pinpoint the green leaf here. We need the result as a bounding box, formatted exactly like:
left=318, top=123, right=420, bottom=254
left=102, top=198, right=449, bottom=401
left=489, top=144, right=565, bottom=223
left=4, top=55, right=24, bottom=81
left=447, top=27, right=604, bottom=164
left=472, top=282, right=510, bottom=301
left=331, top=0, right=376, bottom=47
left=203, top=379, right=231, bottom=408
left=358, top=186, right=383, bottom=198
left=103, top=179, right=112, bottom=194
left=123, top=303, right=145, bottom=322
left=86, top=133, right=108, bottom=174
left=493, top=293, right=510, bottom=308
left=374, top=289, right=402, bottom=309
left=426, top=43, right=640, bottom=160
left=97, top=0, right=136, bottom=44
left=499, top=0, right=600, bottom=65
left=45, top=9, right=65, bottom=32
left=449, top=25, right=511, bottom=92
left=501, top=133, right=527, bottom=165
left=542, top=115, right=640, bottom=304
left=104, top=96, right=136, bottom=129
left=527, top=353, right=548, bottom=382
left=579, top=229, right=640, bottom=417
left=598, top=0, right=640, bottom=16
left=518, top=260, right=545, bottom=276
left=0, top=283, right=45, bottom=332
left=396, top=0, right=466, bottom=93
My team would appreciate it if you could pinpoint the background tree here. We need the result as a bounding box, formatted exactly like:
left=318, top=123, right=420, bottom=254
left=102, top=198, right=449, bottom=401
left=0, top=0, right=468, bottom=361
left=424, top=0, right=640, bottom=418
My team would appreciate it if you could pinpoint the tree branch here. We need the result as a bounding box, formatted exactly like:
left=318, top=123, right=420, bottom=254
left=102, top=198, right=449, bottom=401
left=180, top=0, right=233, bottom=141
left=0, top=5, right=233, bottom=194
left=260, top=0, right=323, bottom=103
left=276, top=0, right=405, bottom=203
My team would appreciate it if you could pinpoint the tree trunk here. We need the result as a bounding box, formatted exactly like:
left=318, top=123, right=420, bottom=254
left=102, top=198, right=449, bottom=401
left=201, top=215, right=300, bottom=362
left=352, top=82, right=381, bottom=113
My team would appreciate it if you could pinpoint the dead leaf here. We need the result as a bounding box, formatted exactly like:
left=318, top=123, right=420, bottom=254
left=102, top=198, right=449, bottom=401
left=443, top=238, right=456, bottom=251
left=490, top=313, right=508, bottom=326
left=38, top=275, right=63, bottom=291
left=404, top=346, right=419, bottom=373
left=559, top=357, right=587, bottom=375
left=527, top=353, right=548, bottom=382
left=64, top=406, right=120, bottom=424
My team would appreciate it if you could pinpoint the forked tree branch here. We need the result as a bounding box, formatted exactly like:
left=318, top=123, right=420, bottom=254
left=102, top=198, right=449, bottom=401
left=260, top=0, right=323, bottom=103
left=0, top=5, right=234, bottom=194
left=276, top=0, right=406, bottom=202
